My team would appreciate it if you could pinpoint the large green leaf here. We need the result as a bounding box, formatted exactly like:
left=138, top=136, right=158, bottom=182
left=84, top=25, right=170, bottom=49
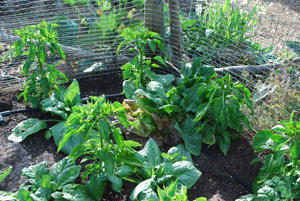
left=152, top=74, right=175, bottom=90
left=123, top=80, right=137, bottom=99
left=217, top=131, right=231, bottom=155
left=214, top=96, right=227, bottom=128
left=116, top=165, right=134, bottom=177
left=108, top=174, right=123, bottom=193
left=17, top=188, right=40, bottom=201
left=166, top=143, right=193, bottom=164
left=138, top=138, right=162, bottom=166
left=64, top=79, right=81, bottom=108
left=48, top=121, right=83, bottom=155
left=172, top=161, right=201, bottom=189
left=40, top=96, right=68, bottom=120
left=130, top=177, right=158, bottom=201
left=52, top=184, right=94, bottom=201
left=49, top=158, right=81, bottom=189
left=177, top=118, right=202, bottom=156
left=9, top=118, right=47, bottom=142
left=146, top=81, right=167, bottom=99
left=85, top=173, right=107, bottom=201
left=257, top=151, right=285, bottom=183
left=22, top=162, right=49, bottom=188
left=253, top=130, right=274, bottom=152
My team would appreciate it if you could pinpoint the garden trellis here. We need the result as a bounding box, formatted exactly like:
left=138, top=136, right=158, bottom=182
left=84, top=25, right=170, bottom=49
left=0, top=0, right=299, bottom=130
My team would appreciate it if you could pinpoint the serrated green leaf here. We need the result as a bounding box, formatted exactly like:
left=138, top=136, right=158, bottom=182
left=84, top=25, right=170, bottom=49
left=23, top=59, right=31, bottom=76
left=28, top=43, right=36, bottom=61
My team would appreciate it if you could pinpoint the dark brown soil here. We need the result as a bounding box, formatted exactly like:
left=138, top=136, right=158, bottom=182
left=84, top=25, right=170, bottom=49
left=0, top=72, right=262, bottom=201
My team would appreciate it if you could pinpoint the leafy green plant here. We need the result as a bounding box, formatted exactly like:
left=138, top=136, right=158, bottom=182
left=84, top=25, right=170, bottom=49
left=252, top=112, right=300, bottom=185
left=13, top=20, right=68, bottom=107
left=193, top=72, right=253, bottom=155
left=180, top=0, right=275, bottom=67
left=8, top=79, right=83, bottom=154
left=237, top=172, right=300, bottom=201
left=57, top=95, right=143, bottom=200
left=118, top=28, right=166, bottom=98
left=121, top=98, right=181, bottom=147
left=129, top=139, right=201, bottom=201
left=0, top=157, right=93, bottom=201
left=128, top=58, right=253, bottom=155
left=154, top=179, right=207, bottom=201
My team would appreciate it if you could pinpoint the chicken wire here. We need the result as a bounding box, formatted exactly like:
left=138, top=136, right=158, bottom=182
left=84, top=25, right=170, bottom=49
left=0, top=0, right=299, bottom=129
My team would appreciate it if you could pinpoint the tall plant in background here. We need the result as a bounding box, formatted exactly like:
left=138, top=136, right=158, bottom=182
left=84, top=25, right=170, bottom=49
left=13, top=20, right=68, bottom=107
left=117, top=28, right=166, bottom=98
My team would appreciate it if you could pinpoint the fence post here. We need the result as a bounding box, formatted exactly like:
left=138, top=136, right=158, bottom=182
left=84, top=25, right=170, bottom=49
left=144, top=0, right=164, bottom=38
left=168, top=0, right=182, bottom=69
left=144, top=0, right=164, bottom=57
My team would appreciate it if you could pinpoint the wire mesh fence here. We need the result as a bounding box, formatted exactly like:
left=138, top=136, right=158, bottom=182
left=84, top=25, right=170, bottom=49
left=0, top=0, right=299, bottom=130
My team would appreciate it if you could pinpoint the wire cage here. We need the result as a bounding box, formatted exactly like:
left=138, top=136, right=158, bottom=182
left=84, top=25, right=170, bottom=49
left=0, top=0, right=299, bottom=130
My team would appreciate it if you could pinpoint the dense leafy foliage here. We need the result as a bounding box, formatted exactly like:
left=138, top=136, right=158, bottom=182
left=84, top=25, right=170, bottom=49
left=180, top=0, right=276, bottom=66
left=9, top=79, right=82, bottom=154
left=13, top=20, right=68, bottom=107
left=129, top=139, right=201, bottom=201
left=0, top=158, right=93, bottom=201
left=118, top=28, right=166, bottom=98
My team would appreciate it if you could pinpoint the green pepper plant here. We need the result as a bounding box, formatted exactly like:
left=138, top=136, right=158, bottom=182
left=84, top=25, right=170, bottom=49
left=13, top=20, right=68, bottom=108
left=117, top=28, right=166, bottom=98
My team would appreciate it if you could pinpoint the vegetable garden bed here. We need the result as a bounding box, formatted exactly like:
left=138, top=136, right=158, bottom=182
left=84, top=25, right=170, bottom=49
left=0, top=72, right=262, bottom=200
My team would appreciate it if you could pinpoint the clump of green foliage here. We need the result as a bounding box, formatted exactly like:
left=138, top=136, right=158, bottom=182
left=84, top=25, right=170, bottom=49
left=118, top=27, right=166, bottom=98
left=180, top=0, right=276, bottom=66
left=238, top=112, right=300, bottom=200
left=13, top=20, right=69, bottom=107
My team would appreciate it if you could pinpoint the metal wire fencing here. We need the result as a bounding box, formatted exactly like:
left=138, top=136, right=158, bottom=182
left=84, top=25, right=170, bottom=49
left=0, top=0, right=299, bottom=130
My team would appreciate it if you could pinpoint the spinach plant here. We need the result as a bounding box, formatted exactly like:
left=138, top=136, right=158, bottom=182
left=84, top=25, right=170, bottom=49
left=117, top=28, right=166, bottom=98
left=13, top=20, right=68, bottom=107
left=237, top=172, right=300, bottom=201
left=0, top=157, right=93, bottom=201
left=129, top=139, right=201, bottom=201
left=252, top=112, right=300, bottom=184
left=9, top=79, right=83, bottom=154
